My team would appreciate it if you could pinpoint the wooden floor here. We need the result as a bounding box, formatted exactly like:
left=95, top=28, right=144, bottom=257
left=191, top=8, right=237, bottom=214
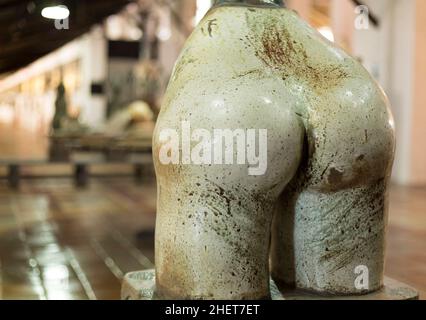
left=0, top=177, right=157, bottom=300
left=385, top=185, right=426, bottom=299
left=0, top=176, right=424, bottom=300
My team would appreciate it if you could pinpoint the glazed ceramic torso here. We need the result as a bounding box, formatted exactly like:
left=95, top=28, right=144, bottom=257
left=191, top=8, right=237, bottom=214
left=153, top=1, right=395, bottom=299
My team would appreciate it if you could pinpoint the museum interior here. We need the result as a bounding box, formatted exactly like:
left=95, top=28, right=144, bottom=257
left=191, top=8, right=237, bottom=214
left=0, top=0, right=425, bottom=300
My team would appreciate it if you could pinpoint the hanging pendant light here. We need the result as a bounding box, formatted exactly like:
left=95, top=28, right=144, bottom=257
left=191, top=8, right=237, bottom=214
left=41, top=2, right=70, bottom=20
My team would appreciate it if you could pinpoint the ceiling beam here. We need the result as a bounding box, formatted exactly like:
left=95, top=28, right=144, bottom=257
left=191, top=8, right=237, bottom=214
left=0, top=0, right=132, bottom=73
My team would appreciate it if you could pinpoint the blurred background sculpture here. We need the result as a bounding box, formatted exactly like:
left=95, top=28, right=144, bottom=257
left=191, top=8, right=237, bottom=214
left=52, top=83, right=67, bottom=131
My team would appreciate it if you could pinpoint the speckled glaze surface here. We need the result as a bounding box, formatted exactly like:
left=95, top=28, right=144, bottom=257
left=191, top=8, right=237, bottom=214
left=153, top=2, right=395, bottom=299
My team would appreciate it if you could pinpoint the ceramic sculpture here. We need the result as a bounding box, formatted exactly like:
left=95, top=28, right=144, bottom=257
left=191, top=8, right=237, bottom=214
left=52, top=82, right=68, bottom=131
left=151, top=0, right=396, bottom=299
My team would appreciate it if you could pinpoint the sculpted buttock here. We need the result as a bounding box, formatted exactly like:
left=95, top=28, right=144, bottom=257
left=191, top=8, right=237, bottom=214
left=153, top=0, right=395, bottom=299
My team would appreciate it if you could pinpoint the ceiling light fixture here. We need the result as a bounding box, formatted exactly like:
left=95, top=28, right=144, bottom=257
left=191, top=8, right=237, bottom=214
left=41, top=5, right=70, bottom=20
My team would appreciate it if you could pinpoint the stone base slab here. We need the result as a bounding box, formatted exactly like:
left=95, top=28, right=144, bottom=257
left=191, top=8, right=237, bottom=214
left=121, top=269, right=419, bottom=300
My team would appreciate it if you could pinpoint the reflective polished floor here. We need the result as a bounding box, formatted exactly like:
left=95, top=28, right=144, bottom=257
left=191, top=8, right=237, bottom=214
left=0, top=177, right=425, bottom=300
left=0, top=177, right=156, bottom=300
left=385, top=185, right=426, bottom=299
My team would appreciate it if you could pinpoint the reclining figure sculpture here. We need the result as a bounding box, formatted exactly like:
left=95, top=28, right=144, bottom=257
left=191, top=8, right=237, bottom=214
left=152, top=0, right=395, bottom=299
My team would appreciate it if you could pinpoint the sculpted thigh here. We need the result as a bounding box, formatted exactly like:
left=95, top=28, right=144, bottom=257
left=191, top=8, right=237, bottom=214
left=154, top=78, right=304, bottom=299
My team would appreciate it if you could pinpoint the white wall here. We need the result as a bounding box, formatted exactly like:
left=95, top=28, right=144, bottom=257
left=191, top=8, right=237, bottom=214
left=387, top=0, right=415, bottom=185
left=348, top=0, right=416, bottom=185
left=0, top=26, right=109, bottom=130
left=80, top=27, right=108, bottom=128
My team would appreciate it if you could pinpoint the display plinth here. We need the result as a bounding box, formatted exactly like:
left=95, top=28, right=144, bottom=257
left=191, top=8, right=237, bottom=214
left=121, top=269, right=419, bottom=300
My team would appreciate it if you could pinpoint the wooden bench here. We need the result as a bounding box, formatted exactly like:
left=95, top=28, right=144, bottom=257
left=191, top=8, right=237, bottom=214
left=0, top=152, right=153, bottom=189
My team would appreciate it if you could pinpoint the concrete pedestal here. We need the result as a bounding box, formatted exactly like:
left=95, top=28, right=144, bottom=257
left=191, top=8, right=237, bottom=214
left=121, top=269, right=419, bottom=300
